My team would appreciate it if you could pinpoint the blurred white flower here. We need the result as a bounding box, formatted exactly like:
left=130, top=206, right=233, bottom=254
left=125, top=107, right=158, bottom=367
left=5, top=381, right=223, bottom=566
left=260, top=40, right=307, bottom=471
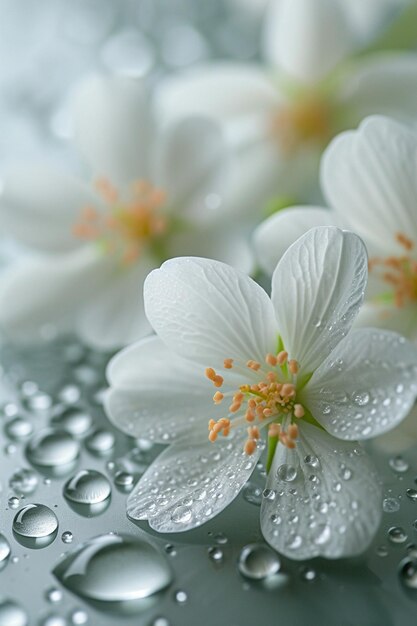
left=157, top=0, right=417, bottom=210
left=0, top=76, right=253, bottom=350
left=105, top=226, right=417, bottom=559
left=254, top=116, right=417, bottom=342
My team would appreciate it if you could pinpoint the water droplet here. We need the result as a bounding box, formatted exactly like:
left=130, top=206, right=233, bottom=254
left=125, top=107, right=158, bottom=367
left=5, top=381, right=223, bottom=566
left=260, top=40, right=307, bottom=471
left=0, top=599, right=28, bottom=626
left=54, top=534, right=172, bottom=602
left=304, top=455, right=320, bottom=468
left=151, top=619, right=170, bottom=626
left=0, top=533, right=11, bottom=570
left=314, top=524, right=331, bottom=545
left=389, top=456, right=409, bottom=473
left=300, top=566, right=316, bottom=582
left=85, top=429, right=115, bottom=456
left=13, top=504, right=58, bottom=548
left=242, top=482, right=262, bottom=506
left=58, top=384, right=81, bottom=404
left=26, top=429, right=80, bottom=476
left=388, top=526, right=408, bottom=544
left=214, top=532, right=228, bottom=545
left=114, top=471, right=135, bottom=491
left=8, top=496, right=20, bottom=509
left=376, top=545, right=388, bottom=557
left=64, top=470, right=111, bottom=505
left=39, top=615, right=67, bottom=626
left=352, top=391, right=370, bottom=406
left=51, top=408, right=92, bottom=438
left=286, top=534, right=303, bottom=550
left=238, top=544, right=280, bottom=580
left=208, top=547, right=223, bottom=563
left=9, top=468, right=39, bottom=495
left=70, top=608, right=88, bottom=624
left=171, top=506, right=192, bottom=524
left=62, top=531, right=73, bottom=544
left=174, top=590, right=187, bottom=604
left=339, top=464, right=352, bottom=481
left=407, top=489, right=417, bottom=502
left=399, top=558, right=417, bottom=589
left=45, top=587, right=63, bottom=603
left=262, top=488, right=276, bottom=501
left=276, top=464, right=298, bottom=482
left=383, top=497, right=400, bottom=513
left=5, top=417, right=33, bottom=440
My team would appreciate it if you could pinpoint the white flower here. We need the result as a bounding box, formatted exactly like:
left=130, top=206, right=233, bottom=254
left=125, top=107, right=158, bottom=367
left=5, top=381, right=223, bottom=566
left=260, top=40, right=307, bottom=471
left=254, top=115, right=417, bottom=342
left=105, top=226, right=417, bottom=559
left=0, top=76, right=253, bottom=350
left=156, top=0, right=417, bottom=210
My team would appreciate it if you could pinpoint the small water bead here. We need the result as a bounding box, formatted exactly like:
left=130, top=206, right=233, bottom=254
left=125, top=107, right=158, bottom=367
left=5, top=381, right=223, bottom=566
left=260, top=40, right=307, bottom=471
left=300, top=567, right=317, bottom=582
left=114, top=471, right=135, bottom=491
left=151, top=619, right=170, bottom=626
left=262, top=489, right=276, bottom=501
left=9, top=468, right=39, bottom=495
left=26, top=429, right=80, bottom=471
left=276, top=464, right=298, bottom=482
left=164, top=544, right=176, bottom=556
left=62, top=531, right=73, bottom=544
left=25, top=391, right=53, bottom=412
left=64, top=470, right=111, bottom=505
left=214, top=532, right=228, bottom=545
left=286, top=534, right=303, bottom=550
left=85, top=429, right=115, bottom=456
left=407, top=489, right=417, bottom=502
left=13, top=504, right=58, bottom=548
left=70, top=609, right=88, bottom=625
left=171, top=506, right=192, bottom=524
left=389, top=456, right=409, bottom=473
left=388, top=526, right=408, bottom=544
left=238, top=544, right=281, bottom=580
left=5, top=417, right=33, bottom=440
left=314, top=524, right=331, bottom=546
left=383, top=497, right=400, bottom=513
left=242, top=483, right=262, bottom=506
left=208, top=547, right=223, bottom=563
left=407, top=544, right=417, bottom=558
left=352, top=391, right=370, bottom=406
left=39, top=615, right=67, bottom=626
left=304, top=455, right=320, bottom=468
left=0, top=599, right=28, bottom=626
left=45, top=587, right=63, bottom=603
left=5, top=443, right=17, bottom=455
left=174, top=590, right=187, bottom=604
left=54, top=534, right=173, bottom=602
left=376, top=545, right=389, bottom=557
left=8, top=496, right=20, bottom=509
left=20, top=381, right=38, bottom=397
left=58, top=384, right=81, bottom=405
left=51, top=408, right=93, bottom=438
left=0, top=533, right=11, bottom=570
left=399, top=558, right=417, bottom=590
left=73, top=365, right=100, bottom=386
left=339, top=464, right=352, bottom=481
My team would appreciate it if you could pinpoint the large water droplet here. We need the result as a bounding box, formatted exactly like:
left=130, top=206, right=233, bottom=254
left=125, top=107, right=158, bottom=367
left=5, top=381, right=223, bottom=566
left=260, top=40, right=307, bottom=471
left=5, top=417, right=33, bottom=440
left=238, top=544, right=281, bottom=580
left=276, top=464, right=298, bottom=482
left=0, top=599, right=28, bottom=626
left=388, top=526, right=407, bottom=544
left=26, top=429, right=80, bottom=476
left=13, top=504, right=58, bottom=548
left=64, top=470, right=111, bottom=505
left=0, top=533, right=11, bottom=570
left=242, top=482, right=262, bottom=506
left=53, top=534, right=172, bottom=605
left=9, top=468, right=39, bottom=495
left=399, top=558, right=417, bottom=590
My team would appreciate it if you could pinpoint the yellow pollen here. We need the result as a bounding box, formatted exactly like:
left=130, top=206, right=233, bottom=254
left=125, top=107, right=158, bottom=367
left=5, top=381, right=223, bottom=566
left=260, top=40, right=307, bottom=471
left=206, top=353, right=306, bottom=454
left=73, top=177, right=168, bottom=265
left=369, top=233, right=417, bottom=308
left=224, top=358, right=234, bottom=369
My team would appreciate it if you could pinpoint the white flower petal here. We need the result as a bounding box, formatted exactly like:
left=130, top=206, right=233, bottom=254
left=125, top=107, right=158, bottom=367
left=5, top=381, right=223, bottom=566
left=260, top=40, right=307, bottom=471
left=303, top=328, right=417, bottom=440
left=77, top=257, right=155, bottom=350
left=154, top=117, right=232, bottom=224
left=260, top=422, right=382, bottom=560
left=372, top=403, right=417, bottom=453
left=253, top=206, right=337, bottom=275
left=73, top=76, right=153, bottom=186
left=144, top=257, right=278, bottom=370
left=156, top=62, right=279, bottom=125
left=0, top=247, right=112, bottom=342
left=341, top=54, right=417, bottom=122
left=271, top=227, right=368, bottom=374
left=321, top=115, right=417, bottom=256
left=262, top=0, right=354, bottom=83
left=126, top=430, right=264, bottom=529
left=0, top=165, right=99, bottom=253
left=356, top=301, right=417, bottom=340
left=105, top=336, right=224, bottom=442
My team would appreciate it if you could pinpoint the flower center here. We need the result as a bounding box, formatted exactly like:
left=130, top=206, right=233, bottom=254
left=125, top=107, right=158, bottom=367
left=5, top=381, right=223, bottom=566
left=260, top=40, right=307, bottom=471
left=206, top=351, right=305, bottom=456
left=369, top=233, right=417, bottom=307
left=73, top=178, right=168, bottom=265
left=271, top=94, right=333, bottom=154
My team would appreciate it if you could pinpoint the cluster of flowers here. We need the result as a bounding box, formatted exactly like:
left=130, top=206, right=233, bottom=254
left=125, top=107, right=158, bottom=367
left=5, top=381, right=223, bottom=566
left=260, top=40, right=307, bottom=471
left=2, top=0, right=417, bottom=560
